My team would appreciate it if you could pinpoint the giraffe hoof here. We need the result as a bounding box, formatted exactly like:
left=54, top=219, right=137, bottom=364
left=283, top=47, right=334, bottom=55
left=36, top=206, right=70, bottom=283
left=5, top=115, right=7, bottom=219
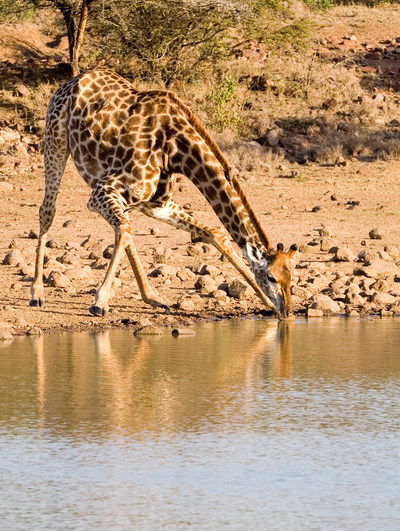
left=30, top=299, right=45, bottom=308
left=89, top=305, right=108, bottom=317
left=159, top=303, right=171, bottom=313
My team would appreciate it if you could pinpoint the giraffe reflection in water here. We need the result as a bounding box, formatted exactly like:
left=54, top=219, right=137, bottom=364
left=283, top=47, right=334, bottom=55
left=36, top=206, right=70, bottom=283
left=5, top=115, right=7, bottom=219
left=31, top=322, right=293, bottom=436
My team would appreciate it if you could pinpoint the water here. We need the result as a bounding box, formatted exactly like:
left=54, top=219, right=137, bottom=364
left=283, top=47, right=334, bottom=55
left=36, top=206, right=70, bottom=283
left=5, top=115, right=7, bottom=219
left=0, top=318, right=399, bottom=530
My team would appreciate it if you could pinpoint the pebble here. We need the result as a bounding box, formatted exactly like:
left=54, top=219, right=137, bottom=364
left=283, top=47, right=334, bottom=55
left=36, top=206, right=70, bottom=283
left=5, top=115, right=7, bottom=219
left=3, top=249, right=25, bottom=266
left=171, top=328, right=196, bottom=337
left=103, top=244, right=115, bottom=259
left=369, top=228, right=384, bottom=240
left=149, top=264, right=177, bottom=277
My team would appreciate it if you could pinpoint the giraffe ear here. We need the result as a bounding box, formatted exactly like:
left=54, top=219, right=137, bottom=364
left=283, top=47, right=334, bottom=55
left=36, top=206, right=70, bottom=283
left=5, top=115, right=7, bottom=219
left=286, top=244, right=298, bottom=265
left=246, top=241, right=262, bottom=262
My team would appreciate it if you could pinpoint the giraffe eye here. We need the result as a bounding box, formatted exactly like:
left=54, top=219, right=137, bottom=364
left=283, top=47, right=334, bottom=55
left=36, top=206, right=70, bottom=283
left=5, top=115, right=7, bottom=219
left=267, top=274, right=277, bottom=283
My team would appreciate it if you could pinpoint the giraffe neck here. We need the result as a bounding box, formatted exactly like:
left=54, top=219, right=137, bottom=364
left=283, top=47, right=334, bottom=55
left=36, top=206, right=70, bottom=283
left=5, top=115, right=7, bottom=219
left=189, top=164, right=268, bottom=258
left=166, top=91, right=270, bottom=251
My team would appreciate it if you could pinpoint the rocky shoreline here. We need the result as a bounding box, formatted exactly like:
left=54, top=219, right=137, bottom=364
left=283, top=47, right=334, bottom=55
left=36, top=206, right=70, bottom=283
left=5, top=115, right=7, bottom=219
left=1, top=220, right=400, bottom=340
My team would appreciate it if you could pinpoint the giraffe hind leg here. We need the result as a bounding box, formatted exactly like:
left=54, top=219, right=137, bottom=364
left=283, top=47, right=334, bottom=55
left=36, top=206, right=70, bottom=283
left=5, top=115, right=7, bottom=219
left=87, top=183, right=170, bottom=316
left=30, top=111, right=70, bottom=308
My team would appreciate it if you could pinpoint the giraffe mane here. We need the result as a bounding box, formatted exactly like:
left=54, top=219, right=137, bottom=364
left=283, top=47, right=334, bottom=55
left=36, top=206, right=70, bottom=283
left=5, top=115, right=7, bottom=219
left=166, top=91, right=271, bottom=251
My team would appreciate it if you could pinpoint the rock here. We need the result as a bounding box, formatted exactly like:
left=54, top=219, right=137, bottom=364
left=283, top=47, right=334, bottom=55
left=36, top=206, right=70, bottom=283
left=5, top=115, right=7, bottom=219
left=91, top=257, right=108, bottom=269
left=176, top=268, right=196, bottom=282
left=227, top=280, right=249, bottom=299
left=307, top=308, right=323, bottom=318
left=311, top=294, right=341, bottom=314
left=171, top=328, right=196, bottom=336
left=371, top=279, right=388, bottom=292
left=358, top=250, right=379, bottom=263
left=153, top=245, right=172, bottom=264
left=0, top=329, right=13, bottom=341
left=134, top=325, right=163, bottom=336
left=319, top=225, right=334, bottom=237
left=15, top=84, right=31, bottom=97
left=194, top=275, right=218, bottom=294
left=291, top=285, right=312, bottom=299
left=369, top=228, right=384, bottom=240
left=373, top=292, right=396, bottom=305
left=199, top=264, right=220, bottom=276
left=354, top=260, right=394, bottom=278
left=27, top=327, right=43, bottom=336
left=81, top=235, right=94, bottom=248
left=0, top=128, right=20, bottom=145
left=177, top=298, right=196, bottom=311
left=345, top=292, right=365, bottom=306
left=0, top=182, right=13, bottom=192
left=103, top=244, right=115, bottom=259
left=3, top=249, right=25, bottom=266
left=63, top=219, right=78, bottom=228
left=64, top=266, right=94, bottom=281
left=378, top=250, right=391, bottom=261
left=44, top=257, right=65, bottom=270
left=19, top=265, right=34, bottom=278
left=57, top=251, right=81, bottom=266
left=384, top=245, right=399, bottom=259
left=149, top=264, right=177, bottom=277
left=46, top=239, right=60, bottom=249
left=320, top=238, right=336, bottom=252
left=213, top=289, right=229, bottom=302
left=187, top=243, right=218, bottom=257
left=348, top=309, right=359, bottom=317
left=47, top=270, right=72, bottom=288
left=299, top=244, right=317, bottom=254
left=334, top=247, right=355, bottom=262
left=28, top=229, right=39, bottom=239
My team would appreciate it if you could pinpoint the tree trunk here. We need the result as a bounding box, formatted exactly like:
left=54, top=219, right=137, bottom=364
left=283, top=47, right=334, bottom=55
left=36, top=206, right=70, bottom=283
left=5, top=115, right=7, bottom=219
left=57, top=2, right=75, bottom=74
left=71, top=0, right=90, bottom=77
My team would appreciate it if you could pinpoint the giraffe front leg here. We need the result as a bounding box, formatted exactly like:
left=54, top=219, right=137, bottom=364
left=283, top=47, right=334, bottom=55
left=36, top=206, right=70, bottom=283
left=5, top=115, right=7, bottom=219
left=125, top=244, right=171, bottom=312
left=141, top=200, right=275, bottom=311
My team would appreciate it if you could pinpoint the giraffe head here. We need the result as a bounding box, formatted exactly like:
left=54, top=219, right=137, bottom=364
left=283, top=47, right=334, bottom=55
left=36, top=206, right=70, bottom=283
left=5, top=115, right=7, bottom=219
left=246, top=241, right=298, bottom=319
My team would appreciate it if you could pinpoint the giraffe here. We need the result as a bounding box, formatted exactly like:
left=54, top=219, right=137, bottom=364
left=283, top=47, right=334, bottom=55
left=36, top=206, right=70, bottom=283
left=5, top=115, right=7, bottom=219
left=30, top=67, right=297, bottom=319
